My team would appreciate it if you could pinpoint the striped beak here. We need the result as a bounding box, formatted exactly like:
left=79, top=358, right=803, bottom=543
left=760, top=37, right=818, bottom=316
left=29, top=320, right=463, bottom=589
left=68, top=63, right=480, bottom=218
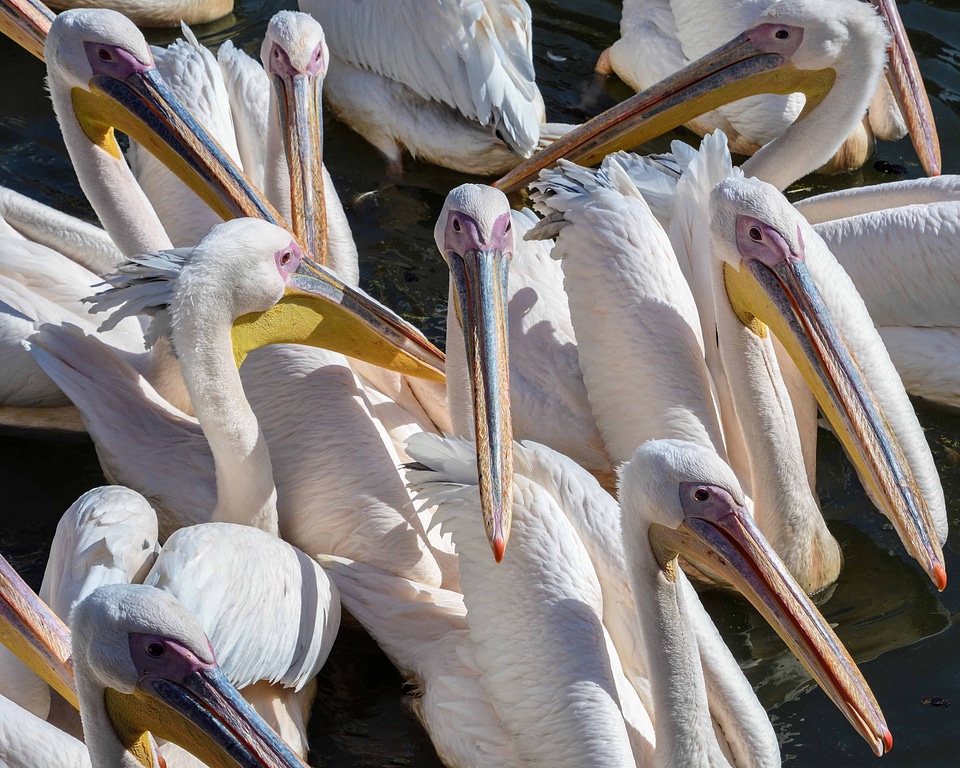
left=650, top=481, right=891, bottom=756
left=0, top=553, right=77, bottom=709
left=717, top=178, right=945, bottom=591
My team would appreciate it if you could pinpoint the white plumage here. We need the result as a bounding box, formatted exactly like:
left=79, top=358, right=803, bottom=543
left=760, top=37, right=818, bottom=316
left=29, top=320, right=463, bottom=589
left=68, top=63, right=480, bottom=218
left=599, top=0, right=909, bottom=172
left=299, top=0, right=562, bottom=174
left=328, top=433, right=887, bottom=765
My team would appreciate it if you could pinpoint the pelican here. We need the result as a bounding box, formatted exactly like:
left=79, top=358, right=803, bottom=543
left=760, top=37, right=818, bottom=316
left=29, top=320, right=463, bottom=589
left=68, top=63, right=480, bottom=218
left=322, top=433, right=890, bottom=766
left=0, top=556, right=314, bottom=768
left=22, top=219, right=368, bottom=757
left=443, top=173, right=941, bottom=593
left=0, top=5, right=442, bottom=424
left=140, top=29, right=530, bottom=561
left=496, top=0, right=939, bottom=194
left=496, top=0, right=960, bottom=413
left=130, top=9, right=361, bottom=283
left=29, top=218, right=446, bottom=587
left=296, top=0, right=570, bottom=175
left=28, top=486, right=340, bottom=760
left=595, top=0, right=939, bottom=174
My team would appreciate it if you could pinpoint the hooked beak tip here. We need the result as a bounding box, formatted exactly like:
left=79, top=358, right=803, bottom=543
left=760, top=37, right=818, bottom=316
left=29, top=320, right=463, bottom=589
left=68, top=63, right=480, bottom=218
left=933, top=562, right=947, bottom=592
left=491, top=535, right=506, bottom=563
left=883, top=729, right=894, bottom=754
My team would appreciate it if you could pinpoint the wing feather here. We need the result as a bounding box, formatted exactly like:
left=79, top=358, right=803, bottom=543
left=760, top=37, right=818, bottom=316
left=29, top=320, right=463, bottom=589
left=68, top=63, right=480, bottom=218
left=302, top=0, right=541, bottom=153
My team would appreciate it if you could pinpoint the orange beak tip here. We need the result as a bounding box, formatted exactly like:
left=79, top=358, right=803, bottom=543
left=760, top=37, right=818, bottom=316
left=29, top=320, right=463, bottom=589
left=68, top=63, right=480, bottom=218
left=491, top=535, right=506, bottom=563
left=883, top=729, right=893, bottom=754
left=934, top=563, right=947, bottom=592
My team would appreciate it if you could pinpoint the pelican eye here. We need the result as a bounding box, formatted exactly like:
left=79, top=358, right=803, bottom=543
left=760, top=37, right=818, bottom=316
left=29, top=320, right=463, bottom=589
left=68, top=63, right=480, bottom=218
left=453, top=218, right=461, bottom=232
left=694, top=488, right=710, bottom=502
left=146, top=642, right=165, bottom=658
left=775, top=28, right=789, bottom=40
left=97, top=48, right=112, bottom=61
left=748, top=227, right=762, bottom=241
left=279, top=250, right=292, bottom=266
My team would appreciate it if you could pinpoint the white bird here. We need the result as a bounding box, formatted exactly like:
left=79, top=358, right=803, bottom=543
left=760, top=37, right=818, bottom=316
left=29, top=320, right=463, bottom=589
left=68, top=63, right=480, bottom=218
left=29, top=218, right=447, bottom=588
left=33, top=490, right=339, bottom=760
left=129, top=9, right=361, bottom=285
left=0, top=4, right=449, bottom=464
left=323, top=433, right=890, bottom=766
left=497, top=0, right=960, bottom=411
left=0, top=563, right=316, bottom=768
left=297, top=0, right=568, bottom=175
left=493, top=0, right=950, bottom=578
left=0, top=9, right=452, bottom=590
left=497, top=0, right=936, bottom=193
left=439, top=167, right=940, bottom=593
left=596, top=0, right=938, bottom=174
left=0, top=4, right=292, bottom=421
left=24, top=222, right=357, bottom=758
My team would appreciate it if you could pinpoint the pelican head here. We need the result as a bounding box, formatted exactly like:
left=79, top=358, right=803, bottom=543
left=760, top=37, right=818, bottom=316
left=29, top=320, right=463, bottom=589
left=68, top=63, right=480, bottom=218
left=160, top=218, right=441, bottom=377
left=710, top=175, right=945, bottom=590
left=44, top=10, right=442, bottom=379
left=620, top=439, right=891, bottom=756
left=45, top=8, right=282, bottom=224
left=496, top=0, right=938, bottom=193
left=435, top=184, right=514, bottom=562
left=71, top=583, right=310, bottom=768
left=262, top=11, right=330, bottom=264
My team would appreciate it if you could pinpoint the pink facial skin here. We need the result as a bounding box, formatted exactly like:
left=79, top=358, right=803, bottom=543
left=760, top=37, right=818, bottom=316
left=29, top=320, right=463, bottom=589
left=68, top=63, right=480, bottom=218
left=84, top=41, right=153, bottom=79
left=128, top=632, right=214, bottom=683
left=267, top=41, right=327, bottom=79
left=735, top=214, right=804, bottom=267
left=747, top=23, right=804, bottom=57
left=442, top=210, right=513, bottom=260
left=679, top=481, right=745, bottom=524
left=275, top=241, right=305, bottom=281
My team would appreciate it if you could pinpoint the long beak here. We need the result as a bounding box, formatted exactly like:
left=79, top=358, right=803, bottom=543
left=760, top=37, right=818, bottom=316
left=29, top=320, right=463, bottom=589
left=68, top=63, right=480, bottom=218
left=78, top=65, right=444, bottom=380
left=0, top=0, right=52, bottom=61
left=495, top=33, right=836, bottom=194
left=105, top=663, right=309, bottom=768
left=0, top=554, right=78, bottom=709
left=649, top=486, right=891, bottom=756
left=74, top=68, right=286, bottom=226
left=231, top=254, right=446, bottom=381
left=449, top=247, right=513, bottom=561
left=273, top=70, right=329, bottom=266
left=724, top=255, right=945, bottom=590
left=871, top=0, right=941, bottom=176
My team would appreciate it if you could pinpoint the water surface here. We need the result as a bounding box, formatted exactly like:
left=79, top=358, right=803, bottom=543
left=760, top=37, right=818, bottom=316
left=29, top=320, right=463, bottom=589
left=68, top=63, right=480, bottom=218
left=1, top=0, right=959, bottom=765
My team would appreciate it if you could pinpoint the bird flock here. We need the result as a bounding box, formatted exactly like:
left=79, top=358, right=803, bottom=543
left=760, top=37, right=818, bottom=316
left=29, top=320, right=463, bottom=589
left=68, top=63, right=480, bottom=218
left=0, top=0, right=956, bottom=766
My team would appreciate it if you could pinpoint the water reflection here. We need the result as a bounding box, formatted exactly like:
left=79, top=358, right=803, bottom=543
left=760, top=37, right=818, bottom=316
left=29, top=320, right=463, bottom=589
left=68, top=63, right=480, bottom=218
left=0, top=0, right=958, bottom=764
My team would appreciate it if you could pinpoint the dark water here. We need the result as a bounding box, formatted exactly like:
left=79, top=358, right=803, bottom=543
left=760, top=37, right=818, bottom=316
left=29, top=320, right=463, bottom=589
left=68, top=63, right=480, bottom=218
left=1, top=0, right=959, bottom=765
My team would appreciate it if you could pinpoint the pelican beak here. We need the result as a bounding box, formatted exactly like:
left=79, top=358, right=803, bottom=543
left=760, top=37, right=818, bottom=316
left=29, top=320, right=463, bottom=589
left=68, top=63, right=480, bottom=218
left=649, top=483, right=891, bottom=756
left=231, top=253, right=446, bottom=381
left=105, top=661, right=309, bottom=768
left=272, top=54, right=329, bottom=265
left=496, top=32, right=836, bottom=194
left=0, top=0, right=53, bottom=61
left=870, top=0, right=941, bottom=176
left=0, top=554, right=78, bottom=710
left=70, top=55, right=286, bottom=226
left=722, top=217, right=945, bottom=591
left=448, top=244, right=514, bottom=561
